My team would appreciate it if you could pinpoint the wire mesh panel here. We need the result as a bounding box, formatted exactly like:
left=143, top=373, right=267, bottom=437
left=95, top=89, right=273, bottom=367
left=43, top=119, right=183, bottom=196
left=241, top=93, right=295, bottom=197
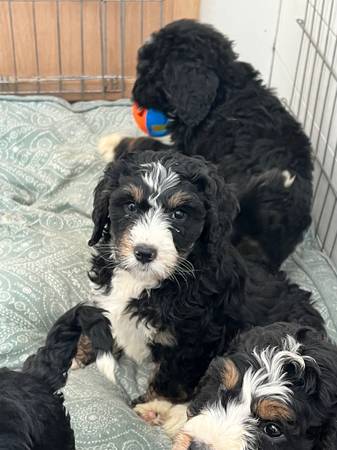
left=271, top=0, right=337, bottom=267
left=0, top=0, right=199, bottom=100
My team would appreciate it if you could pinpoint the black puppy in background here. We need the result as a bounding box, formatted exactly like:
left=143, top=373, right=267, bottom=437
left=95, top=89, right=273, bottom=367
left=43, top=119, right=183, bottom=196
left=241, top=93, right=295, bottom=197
left=0, top=304, right=110, bottom=450
left=129, top=19, right=313, bottom=268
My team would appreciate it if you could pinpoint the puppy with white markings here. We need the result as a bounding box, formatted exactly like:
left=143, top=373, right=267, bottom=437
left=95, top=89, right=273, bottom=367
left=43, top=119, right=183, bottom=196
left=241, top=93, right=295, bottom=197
left=137, top=323, right=337, bottom=450
left=72, top=137, right=325, bottom=406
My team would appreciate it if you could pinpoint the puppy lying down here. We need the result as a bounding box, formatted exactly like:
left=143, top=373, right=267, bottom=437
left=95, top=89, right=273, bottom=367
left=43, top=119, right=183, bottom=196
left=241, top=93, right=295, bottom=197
left=135, top=322, right=337, bottom=450
left=0, top=304, right=109, bottom=450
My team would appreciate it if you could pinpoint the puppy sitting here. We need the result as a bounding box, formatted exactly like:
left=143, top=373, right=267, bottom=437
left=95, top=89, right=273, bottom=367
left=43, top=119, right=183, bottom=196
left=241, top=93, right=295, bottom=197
left=136, top=323, right=337, bottom=450
left=131, top=19, right=314, bottom=268
left=75, top=138, right=324, bottom=406
left=0, top=304, right=109, bottom=450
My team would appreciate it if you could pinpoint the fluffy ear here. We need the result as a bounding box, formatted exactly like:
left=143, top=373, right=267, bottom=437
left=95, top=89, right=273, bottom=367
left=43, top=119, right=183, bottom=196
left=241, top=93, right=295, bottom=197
left=163, top=59, right=219, bottom=127
left=307, top=340, right=337, bottom=449
left=88, top=177, right=111, bottom=247
left=198, top=165, right=239, bottom=262
left=317, top=419, right=337, bottom=450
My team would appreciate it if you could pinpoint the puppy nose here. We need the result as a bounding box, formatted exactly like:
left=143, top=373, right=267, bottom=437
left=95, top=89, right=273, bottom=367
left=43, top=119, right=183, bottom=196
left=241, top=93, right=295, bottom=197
left=134, top=245, right=157, bottom=264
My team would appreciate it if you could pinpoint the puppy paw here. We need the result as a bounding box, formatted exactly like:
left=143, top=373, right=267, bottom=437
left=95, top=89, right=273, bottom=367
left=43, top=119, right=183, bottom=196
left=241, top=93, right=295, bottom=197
left=134, top=400, right=188, bottom=439
left=134, top=399, right=173, bottom=426
left=98, top=133, right=125, bottom=162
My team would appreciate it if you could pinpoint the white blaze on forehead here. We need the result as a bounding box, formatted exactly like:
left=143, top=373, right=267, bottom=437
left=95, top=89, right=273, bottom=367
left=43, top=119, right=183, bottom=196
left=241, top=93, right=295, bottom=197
left=250, top=334, right=313, bottom=402
left=180, top=336, right=312, bottom=450
left=126, top=207, right=178, bottom=280
left=141, top=161, right=180, bottom=205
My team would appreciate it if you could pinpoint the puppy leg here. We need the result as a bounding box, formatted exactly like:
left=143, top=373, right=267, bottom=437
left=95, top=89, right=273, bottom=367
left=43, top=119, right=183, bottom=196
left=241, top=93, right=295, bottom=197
left=98, top=133, right=126, bottom=162
left=96, top=351, right=118, bottom=383
left=134, top=400, right=188, bottom=439
left=234, top=168, right=311, bottom=268
left=98, top=134, right=172, bottom=163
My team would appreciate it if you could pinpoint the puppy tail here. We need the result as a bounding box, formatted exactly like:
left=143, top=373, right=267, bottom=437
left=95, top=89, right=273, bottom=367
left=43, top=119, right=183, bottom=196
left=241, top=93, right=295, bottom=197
left=23, top=303, right=112, bottom=392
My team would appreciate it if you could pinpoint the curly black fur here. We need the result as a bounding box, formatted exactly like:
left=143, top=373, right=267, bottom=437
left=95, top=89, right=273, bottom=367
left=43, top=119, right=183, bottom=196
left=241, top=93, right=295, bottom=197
left=184, top=322, right=337, bottom=450
left=87, top=145, right=324, bottom=402
left=0, top=304, right=111, bottom=450
left=132, top=19, right=313, bottom=268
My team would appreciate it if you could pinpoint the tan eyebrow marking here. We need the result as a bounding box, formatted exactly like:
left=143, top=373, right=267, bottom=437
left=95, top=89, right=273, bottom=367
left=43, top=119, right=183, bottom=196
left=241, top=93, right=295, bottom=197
left=256, top=399, right=294, bottom=421
left=125, top=184, right=144, bottom=203
left=167, top=191, right=192, bottom=208
left=222, top=358, right=240, bottom=390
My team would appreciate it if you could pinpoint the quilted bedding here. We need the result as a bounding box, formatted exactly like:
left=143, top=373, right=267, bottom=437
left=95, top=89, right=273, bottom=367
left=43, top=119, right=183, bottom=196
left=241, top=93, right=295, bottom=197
left=0, top=95, right=337, bottom=449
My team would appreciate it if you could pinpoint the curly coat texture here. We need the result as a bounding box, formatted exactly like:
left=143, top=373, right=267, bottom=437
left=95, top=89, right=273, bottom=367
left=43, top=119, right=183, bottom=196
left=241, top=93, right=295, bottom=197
left=132, top=19, right=313, bottom=268
left=0, top=304, right=110, bottom=450
left=176, top=322, right=337, bottom=450
left=86, top=143, right=324, bottom=402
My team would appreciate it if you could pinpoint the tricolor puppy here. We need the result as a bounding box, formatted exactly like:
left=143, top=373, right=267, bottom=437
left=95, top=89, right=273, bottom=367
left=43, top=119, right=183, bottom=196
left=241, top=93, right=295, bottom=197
left=79, top=138, right=324, bottom=404
left=170, top=323, right=337, bottom=450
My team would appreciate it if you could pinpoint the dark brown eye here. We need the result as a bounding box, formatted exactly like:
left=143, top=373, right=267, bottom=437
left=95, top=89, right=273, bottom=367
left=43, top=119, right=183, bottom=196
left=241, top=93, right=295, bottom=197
left=171, top=210, right=185, bottom=220
left=125, top=202, right=137, bottom=213
left=263, top=422, right=283, bottom=438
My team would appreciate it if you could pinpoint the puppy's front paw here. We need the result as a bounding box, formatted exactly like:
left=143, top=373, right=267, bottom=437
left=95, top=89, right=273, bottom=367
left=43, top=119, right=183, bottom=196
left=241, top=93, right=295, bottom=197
left=134, top=399, right=173, bottom=426
left=134, top=400, right=188, bottom=439
left=98, top=133, right=125, bottom=162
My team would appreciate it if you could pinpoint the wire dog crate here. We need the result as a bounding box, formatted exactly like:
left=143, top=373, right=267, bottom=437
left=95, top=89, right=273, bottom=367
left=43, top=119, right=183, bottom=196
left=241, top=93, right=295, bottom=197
left=270, top=0, right=337, bottom=268
left=0, top=0, right=199, bottom=100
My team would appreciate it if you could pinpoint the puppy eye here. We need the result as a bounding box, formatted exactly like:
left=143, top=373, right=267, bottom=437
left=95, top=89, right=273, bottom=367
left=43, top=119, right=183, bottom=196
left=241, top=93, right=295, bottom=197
left=263, top=422, right=283, bottom=438
left=125, top=202, right=137, bottom=213
left=171, top=210, right=185, bottom=220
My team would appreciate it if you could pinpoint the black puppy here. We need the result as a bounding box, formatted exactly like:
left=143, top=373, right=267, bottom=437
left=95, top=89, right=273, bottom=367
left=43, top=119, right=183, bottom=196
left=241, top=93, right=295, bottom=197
left=131, top=19, right=313, bottom=268
left=169, top=322, right=337, bottom=450
left=78, top=140, right=324, bottom=405
left=0, top=304, right=110, bottom=450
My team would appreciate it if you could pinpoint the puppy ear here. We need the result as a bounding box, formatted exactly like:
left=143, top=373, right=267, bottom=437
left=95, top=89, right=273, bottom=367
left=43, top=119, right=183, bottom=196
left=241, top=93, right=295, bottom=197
left=307, top=341, right=337, bottom=449
left=198, top=166, right=239, bottom=261
left=88, top=178, right=111, bottom=247
left=163, top=59, right=219, bottom=127
left=317, top=419, right=337, bottom=450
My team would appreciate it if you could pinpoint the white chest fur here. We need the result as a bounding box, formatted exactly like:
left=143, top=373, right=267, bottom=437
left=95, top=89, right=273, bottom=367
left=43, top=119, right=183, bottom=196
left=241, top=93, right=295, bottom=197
left=93, top=268, right=157, bottom=363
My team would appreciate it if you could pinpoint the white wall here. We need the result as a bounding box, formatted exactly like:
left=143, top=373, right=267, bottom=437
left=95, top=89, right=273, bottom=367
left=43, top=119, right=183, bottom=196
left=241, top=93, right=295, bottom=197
left=200, top=0, right=281, bottom=82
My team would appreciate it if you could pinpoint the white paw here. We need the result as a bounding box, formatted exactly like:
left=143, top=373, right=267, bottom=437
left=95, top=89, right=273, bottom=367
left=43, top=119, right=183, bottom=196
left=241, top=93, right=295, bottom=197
left=134, top=400, right=173, bottom=426
left=98, top=133, right=125, bottom=162
left=282, top=170, right=296, bottom=188
left=134, top=400, right=188, bottom=439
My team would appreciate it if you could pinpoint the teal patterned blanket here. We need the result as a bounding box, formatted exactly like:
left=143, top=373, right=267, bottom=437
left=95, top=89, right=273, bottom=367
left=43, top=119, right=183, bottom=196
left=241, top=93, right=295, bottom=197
left=0, top=95, right=337, bottom=449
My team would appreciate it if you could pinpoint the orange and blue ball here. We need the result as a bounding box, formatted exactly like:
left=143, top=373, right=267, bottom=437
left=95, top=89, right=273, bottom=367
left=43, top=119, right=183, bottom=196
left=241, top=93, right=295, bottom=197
left=132, top=103, right=170, bottom=137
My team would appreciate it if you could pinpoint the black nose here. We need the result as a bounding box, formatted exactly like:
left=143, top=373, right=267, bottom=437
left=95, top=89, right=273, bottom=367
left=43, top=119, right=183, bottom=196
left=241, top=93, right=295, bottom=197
left=134, top=245, right=157, bottom=264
